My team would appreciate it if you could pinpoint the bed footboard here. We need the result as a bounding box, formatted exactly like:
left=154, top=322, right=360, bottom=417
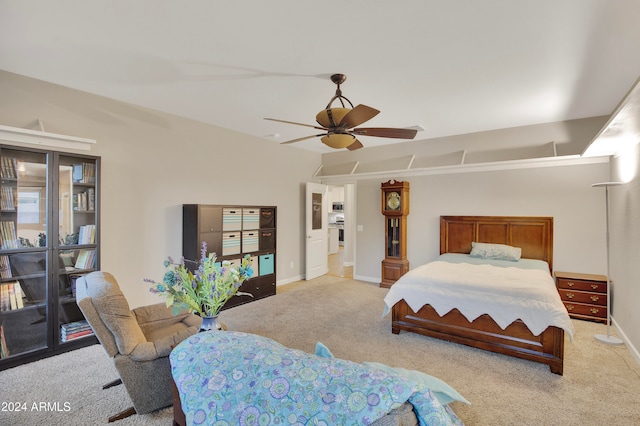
left=392, top=300, right=564, bottom=375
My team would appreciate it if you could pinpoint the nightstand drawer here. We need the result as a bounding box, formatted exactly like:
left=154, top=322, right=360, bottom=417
left=563, top=302, right=607, bottom=319
left=558, top=289, right=606, bottom=306
left=556, top=278, right=606, bottom=293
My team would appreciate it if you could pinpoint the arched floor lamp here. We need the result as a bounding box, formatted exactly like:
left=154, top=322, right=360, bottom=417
left=592, top=182, right=624, bottom=346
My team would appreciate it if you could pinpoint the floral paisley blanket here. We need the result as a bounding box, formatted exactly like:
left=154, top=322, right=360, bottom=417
left=170, top=331, right=465, bottom=425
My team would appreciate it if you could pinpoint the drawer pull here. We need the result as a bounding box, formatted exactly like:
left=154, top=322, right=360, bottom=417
left=590, top=308, right=600, bottom=314
left=591, top=284, right=599, bottom=290
left=566, top=292, right=574, bottom=299
left=566, top=281, right=575, bottom=287
left=566, top=304, right=574, bottom=311
left=590, top=295, right=600, bottom=302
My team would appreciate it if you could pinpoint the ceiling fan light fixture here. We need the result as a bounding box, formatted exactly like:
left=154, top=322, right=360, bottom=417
left=321, top=134, right=356, bottom=149
left=316, top=108, right=351, bottom=128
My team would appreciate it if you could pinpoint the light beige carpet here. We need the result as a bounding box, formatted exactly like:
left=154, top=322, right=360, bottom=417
left=1, top=276, right=639, bottom=425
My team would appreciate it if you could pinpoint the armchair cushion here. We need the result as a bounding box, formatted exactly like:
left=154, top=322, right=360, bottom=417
left=130, top=304, right=200, bottom=361
left=84, top=272, right=147, bottom=356
left=132, top=303, right=196, bottom=334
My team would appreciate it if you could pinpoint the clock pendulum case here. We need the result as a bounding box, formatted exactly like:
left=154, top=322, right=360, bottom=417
left=380, top=180, right=410, bottom=288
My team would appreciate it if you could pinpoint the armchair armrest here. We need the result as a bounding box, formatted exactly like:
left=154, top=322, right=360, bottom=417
left=128, top=333, right=183, bottom=361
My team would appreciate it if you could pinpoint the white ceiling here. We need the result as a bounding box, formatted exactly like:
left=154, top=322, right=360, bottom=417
left=1, top=1, right=640, bottom=153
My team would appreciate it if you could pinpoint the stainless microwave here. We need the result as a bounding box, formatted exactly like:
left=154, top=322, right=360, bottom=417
left=332, top=202, right=343, bottom=211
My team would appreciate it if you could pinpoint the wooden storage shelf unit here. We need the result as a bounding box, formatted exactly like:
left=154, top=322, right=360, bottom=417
left=183, top=205, right=277, bottom=310
left=555, top=271, right=607, bottom=323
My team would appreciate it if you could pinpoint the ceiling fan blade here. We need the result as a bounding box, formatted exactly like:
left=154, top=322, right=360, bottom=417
left=352, top=127, right=418, bottom=139
left=339, top=104, right=380, bottom=128
left=346, top=139, right=364, bottom=151
left=280, top=133, right=326, bottom=145
left=264, top=118, right=326, bottom=131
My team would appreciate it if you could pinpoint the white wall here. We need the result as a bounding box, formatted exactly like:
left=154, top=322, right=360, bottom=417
left=610, top=143, right=640, bottom=362
left=0, top=71, right=321, bottom=308
left=353, top=162, right=610, bottom=281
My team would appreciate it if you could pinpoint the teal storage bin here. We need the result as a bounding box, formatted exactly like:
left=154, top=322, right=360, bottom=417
left=259, top=253, right=274, bottom=276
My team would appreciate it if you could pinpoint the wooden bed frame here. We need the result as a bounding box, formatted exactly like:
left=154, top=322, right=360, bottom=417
left=391, top=215, right=566, bottom=375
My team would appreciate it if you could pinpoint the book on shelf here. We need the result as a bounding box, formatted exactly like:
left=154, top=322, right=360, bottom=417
left=14, top=282, right=24, bottom=309
left=0, top=255, right=12, bottom=278
left=61, top=329, right=94, bottom=342
left=0, top=284, right=8, bottom=311
left=87, top=187, right=95, bottom=211
left=0, top=221, right=18, bottom=249
left=8, top=284, right=17, bottom=310
left=72, top=162, right=96, bottom=184
left=72, top=164, right=83, bottom=183
left=0, top=282, right=24, bottom=312
left=0, top=324, right=8, bottom=359
left=61, top=320, right=91, bottom=333
left=61, top=320, right=93, bottom=342
left=78, top=225, right=96, bottom=244
left=74, top=249, right=95, bottom=270
left=73, top=188, right=95, bottom=212
left=0, top=156, right=17, bottom=179
left=1, top=186, right=17, bottom=211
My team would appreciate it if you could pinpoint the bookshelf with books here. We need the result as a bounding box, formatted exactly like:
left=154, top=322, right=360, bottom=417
left=0, top=145, right=99, bottom=369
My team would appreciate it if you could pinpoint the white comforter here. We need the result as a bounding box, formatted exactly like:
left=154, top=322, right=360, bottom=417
left=383, top=260, right=575, bottom=340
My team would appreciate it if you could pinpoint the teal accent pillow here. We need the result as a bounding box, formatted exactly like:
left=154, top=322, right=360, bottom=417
left=315, top=341, right=335, bottom=358
left=315, top=342, right=470, bottom=406
left=470, top=242, right=522, bottom=261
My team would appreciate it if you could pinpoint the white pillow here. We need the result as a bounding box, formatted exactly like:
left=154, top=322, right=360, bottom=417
left=470, top=242, right=522, bottom=261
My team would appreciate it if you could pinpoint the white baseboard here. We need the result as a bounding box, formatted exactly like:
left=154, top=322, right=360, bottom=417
left=276, top=275, right=303, bottom=286
left=612, top=317, right=640, bottom=367
left=354, top=274, right=380, bottom=283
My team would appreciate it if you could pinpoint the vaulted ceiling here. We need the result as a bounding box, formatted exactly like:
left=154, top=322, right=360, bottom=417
left=1, top=1, right=640, bottom=153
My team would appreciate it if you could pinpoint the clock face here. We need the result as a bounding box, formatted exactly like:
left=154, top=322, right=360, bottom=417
left=386, top=191, right=401, bottom=210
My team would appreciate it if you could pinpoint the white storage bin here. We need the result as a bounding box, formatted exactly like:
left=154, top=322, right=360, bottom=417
left=222, top=208, right=242, bottom=231
left=222, top=232, right=241, bottom=255
left=249, top=255, right=259, bottom=277
left=242, top=208, right=260, bottom=230
left=242, top=230, right=260, bottom=253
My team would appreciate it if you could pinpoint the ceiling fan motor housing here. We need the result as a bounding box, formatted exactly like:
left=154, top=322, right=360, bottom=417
left=316, top=108, right=351, bottom=128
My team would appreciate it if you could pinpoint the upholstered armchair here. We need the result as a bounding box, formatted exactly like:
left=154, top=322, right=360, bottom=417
left=76, top=271, right=201, bottom=422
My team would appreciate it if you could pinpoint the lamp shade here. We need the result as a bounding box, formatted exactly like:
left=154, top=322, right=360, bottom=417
left=316, top=108, right=351, bottom=128
left=321, top=134, right=356, bottom=149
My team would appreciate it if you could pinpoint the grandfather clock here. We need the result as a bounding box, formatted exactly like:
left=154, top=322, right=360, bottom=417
left=381, top=180, right=409, bottom=288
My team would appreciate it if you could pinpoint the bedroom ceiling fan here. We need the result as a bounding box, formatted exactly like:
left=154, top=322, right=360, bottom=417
left=265, top=74, right=418, bottom=150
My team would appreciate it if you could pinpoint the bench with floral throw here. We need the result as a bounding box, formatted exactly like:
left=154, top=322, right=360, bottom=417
left=170, top=331, right=466, bottom=425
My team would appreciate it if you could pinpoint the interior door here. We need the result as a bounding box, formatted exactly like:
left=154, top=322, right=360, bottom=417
left=305, top=182, right=328, bottom=280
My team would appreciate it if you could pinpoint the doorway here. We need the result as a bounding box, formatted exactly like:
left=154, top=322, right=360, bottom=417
left=327, top=183, right=354, bottom=278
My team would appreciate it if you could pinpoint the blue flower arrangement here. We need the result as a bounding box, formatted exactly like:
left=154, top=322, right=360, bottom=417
left=145, top=242, right=253, bottom=316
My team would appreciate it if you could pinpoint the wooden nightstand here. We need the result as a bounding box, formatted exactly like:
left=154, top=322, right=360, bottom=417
left=555, top=271, right=608, bottom=323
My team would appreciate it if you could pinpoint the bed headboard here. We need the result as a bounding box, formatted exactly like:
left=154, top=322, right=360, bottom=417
left=440, top=216, right=554, bottom=270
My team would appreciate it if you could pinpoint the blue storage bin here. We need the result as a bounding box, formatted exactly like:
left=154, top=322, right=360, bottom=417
left=259, top=253, right=274, bottom=276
